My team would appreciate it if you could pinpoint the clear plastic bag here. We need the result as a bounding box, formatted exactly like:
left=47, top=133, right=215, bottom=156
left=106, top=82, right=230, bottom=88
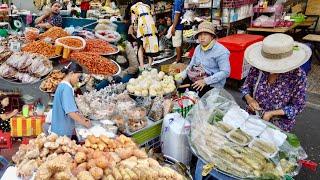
left=148, top=96, right=164, bottom=121
left=186, top=88, right=306, bottom=179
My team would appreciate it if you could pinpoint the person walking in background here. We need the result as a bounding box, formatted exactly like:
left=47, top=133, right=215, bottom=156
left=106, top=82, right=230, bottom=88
left=80, top=0, right=90, bottom=18
left=129, top=0, right=159, bottom=70
left=171, top=0, right=184, bottom=63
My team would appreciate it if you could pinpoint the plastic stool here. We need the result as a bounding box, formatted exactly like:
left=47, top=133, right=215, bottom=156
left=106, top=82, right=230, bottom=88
left=0, top=131, right=12, bottom=149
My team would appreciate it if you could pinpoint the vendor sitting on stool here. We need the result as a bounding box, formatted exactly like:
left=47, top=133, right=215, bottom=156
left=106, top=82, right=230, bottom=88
left=175, top=21, right=230, bottom=97
left=35, top=1, right=63, bottom=30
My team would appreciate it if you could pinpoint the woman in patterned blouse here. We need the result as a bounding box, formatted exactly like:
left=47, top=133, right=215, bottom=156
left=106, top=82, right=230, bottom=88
left=241, top=33, right=311, bottom=132
left=0, top=96, right=18, bottom=132
left=35, top=1, right=63, bottom=30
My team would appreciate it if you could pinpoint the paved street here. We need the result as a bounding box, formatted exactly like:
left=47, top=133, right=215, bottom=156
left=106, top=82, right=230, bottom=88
left=228, top=88, right=320, bottom=180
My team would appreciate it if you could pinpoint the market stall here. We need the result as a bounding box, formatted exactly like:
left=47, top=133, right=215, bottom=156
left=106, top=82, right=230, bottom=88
left=0, top=0, right=319, bottom=179
left=187, top=89, right=308, bottom=179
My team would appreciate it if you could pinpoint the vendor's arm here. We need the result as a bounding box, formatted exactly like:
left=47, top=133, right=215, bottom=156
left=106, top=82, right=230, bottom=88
left=35, top=11, right=50, bottom=24
left=62, top=87, right=92, bottom=128
left=203, top=52, right=230, bottom=85
left=240, top=67, right=260, bottom=97
left=178, top=46, right=198, bottom=80
left=264, top=70, right=306, bottom=121
left=171, top=0, right=183, bottom=35
left=282, top=71, right=307, bottom=120
left=0, top=109, right=18, bottom=120
left=36, top=23, right=53, bottom=29
left=68, top=112, right=91, bottom=128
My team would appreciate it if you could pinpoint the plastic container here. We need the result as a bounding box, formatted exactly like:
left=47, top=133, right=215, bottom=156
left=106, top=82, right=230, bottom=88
left=55, top=36, right=86, bottom=51
left=218, top=34, right=264, bottom=80
left=248, top=138, right=279, bottom=158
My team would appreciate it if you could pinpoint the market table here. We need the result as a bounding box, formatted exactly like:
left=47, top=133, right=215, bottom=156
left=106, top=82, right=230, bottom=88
left=246, top=23, right=300, bottom=33
left=303, top=34, right=320, bottom=62
left=10, top=115, right=45, bottom=137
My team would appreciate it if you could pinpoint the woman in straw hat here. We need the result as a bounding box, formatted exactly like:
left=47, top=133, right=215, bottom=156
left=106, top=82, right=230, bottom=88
left=175, top=21, right=230, bottom=97
left=241, top=33, right=311, bottom=132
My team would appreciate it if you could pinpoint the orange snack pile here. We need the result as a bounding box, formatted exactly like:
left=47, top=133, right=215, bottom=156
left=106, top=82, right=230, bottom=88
left=22, top=41, right=56, bottom=58
left=39, top=27, right=69, bottom=41
left=59, top=38, right=83, bottom=48
left=84, top=39, right=116, bottom=54
left=70, top=52, right=118, bottom=75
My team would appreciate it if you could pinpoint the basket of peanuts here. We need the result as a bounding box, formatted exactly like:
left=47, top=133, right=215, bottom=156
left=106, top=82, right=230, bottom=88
left=24, top=27, right=40, bottom=42
left=55, top=36, right=86, bottom=59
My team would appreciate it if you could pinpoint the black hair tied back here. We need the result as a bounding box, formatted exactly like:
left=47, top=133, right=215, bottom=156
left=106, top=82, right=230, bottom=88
left=61, top=62, right=83, bottom=74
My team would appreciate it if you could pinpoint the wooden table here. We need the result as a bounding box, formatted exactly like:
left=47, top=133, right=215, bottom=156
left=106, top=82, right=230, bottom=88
left=303, top=34, right=320, bottom=61
left=247, top=23, right=299, bottom=33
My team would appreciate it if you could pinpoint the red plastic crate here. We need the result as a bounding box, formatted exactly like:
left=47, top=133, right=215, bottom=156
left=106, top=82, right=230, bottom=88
left=218, top=34, right=264, bottom=80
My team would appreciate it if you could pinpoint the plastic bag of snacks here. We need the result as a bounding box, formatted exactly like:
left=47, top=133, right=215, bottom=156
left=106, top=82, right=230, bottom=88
left=148, top=96, right=164, bottom=121
left=24, top=27, right=40, bottom=42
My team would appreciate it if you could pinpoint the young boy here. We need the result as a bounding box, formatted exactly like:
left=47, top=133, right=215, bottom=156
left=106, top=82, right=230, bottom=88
left=175, top=21, right=231, bottom=97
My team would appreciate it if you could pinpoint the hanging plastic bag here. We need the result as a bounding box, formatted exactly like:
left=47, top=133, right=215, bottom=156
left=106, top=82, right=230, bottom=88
left=161, top=113, right=192, bottom=165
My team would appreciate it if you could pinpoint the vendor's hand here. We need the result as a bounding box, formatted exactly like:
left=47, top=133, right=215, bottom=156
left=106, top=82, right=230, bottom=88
left=83, top=119, right=92, bottom=128
left=127, top=67, right=138, bottom=74
left=171, top=26, right=176, bottom=36
left=262, top=111, right=274, bottom=121
left=192, top=79, right=206, bottom=91
left=247, top=97, right=261, bottom=112
left=11, top=109, right=19, bottom=116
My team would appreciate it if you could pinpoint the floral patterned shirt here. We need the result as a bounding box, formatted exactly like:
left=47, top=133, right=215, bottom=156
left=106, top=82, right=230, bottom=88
left=46, top=14, right=62, bottom=27
left=240, top=67, right=307, bottom=132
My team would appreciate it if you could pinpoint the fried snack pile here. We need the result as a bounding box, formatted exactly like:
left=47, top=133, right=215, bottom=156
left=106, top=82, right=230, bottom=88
left=39, top=27, right=69, bottom=41
left=84, top=39, right=117, bottom=54
left=70, top=52, right=118, bottom=75
left=12, top=134, right=185, bottom=180
left=22, top=41, right=56, bottom=58
left=58, top=37, right=83, bottom=48
left=40, top=70, right=65, bottom=92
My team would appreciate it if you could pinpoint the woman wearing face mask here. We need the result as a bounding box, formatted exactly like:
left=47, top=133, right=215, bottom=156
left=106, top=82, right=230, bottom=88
left=175, top=21, right=230, bottom=97
left=0, top=96, right=18, bottom=132
left=51, top=62, right=91, bottom=137
left=35, top=1, right=63, bottom=30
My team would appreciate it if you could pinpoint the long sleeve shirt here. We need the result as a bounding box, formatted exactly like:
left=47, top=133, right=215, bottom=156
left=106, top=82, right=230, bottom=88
left=240, top=67, right=307, bottom=132
left=182, top=42, right=231, bottom=88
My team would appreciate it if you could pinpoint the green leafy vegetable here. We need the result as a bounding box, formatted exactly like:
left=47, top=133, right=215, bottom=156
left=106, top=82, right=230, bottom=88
left=286, top=133, right=301, bottom=148
left=208, top=109, right=224, bottom=125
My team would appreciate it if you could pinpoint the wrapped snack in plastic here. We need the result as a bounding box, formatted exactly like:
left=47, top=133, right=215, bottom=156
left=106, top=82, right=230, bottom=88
left=135, top=96, right=153, bottom=113
left=148, top=96, right=164, bottom=121
left=25, top=27, right=40, bottom=42
left=111, top=114, right=126, bottom=132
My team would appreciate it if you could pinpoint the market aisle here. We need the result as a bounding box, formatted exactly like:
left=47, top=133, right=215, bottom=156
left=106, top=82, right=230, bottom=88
left=227, top=88, right=320, bottom=180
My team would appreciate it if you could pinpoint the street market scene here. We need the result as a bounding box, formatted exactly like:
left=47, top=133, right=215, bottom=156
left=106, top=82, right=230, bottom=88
left=0, top=0, right=319, bottom=179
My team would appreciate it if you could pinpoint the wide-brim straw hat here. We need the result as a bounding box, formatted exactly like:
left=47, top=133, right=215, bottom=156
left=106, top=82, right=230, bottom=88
left=194, top=21, right=216, bottom=38
left=245, top=33, right=312, bottom=73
